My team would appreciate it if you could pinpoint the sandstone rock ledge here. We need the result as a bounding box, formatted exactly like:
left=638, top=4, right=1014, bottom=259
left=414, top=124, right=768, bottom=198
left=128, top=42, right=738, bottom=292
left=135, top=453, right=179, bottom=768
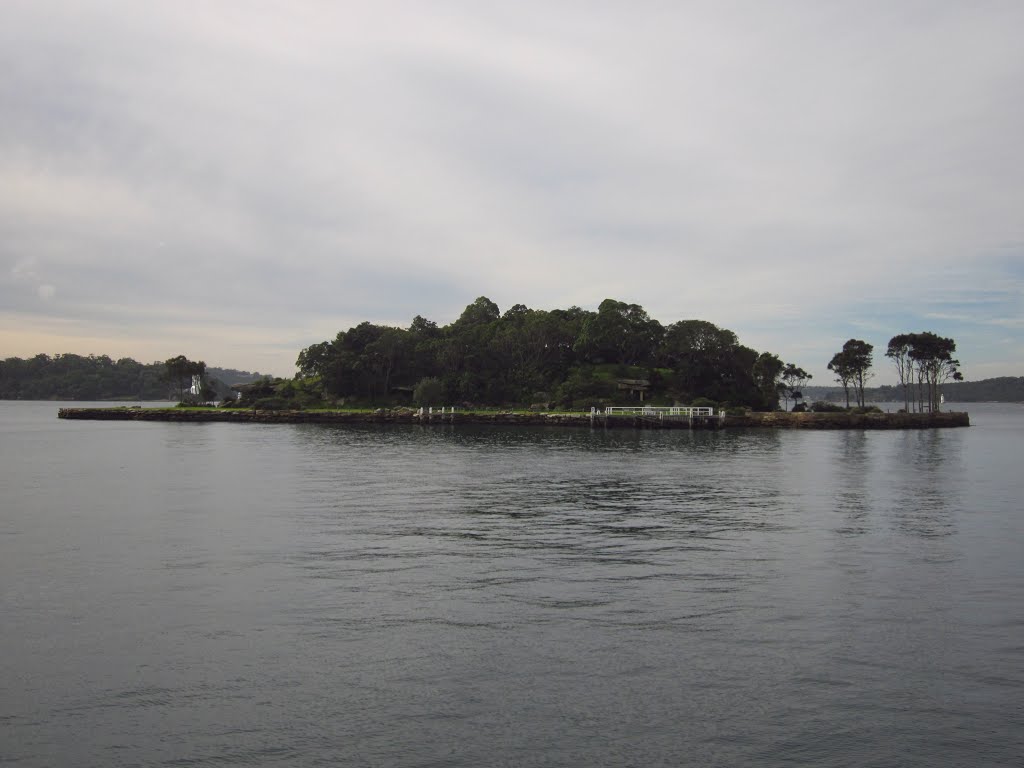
left=58, top=408, right=969, bottom=430
left=724, top=411, right=969, bottom=429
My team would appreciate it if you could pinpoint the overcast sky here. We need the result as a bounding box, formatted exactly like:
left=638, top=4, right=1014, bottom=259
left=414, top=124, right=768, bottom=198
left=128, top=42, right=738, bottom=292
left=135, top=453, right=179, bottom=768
left=2, top=1, right=1021, bottom=382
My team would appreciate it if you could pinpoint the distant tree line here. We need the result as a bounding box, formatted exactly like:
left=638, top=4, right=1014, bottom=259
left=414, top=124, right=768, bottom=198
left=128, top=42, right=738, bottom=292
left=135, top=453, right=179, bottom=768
left=0, top=353, right=263, bottom=400
left=295, top=297, right=807, bottom=410
left=939, top=377, right=1024, bottom=402
left=805, top=377, right=1019, bottom=405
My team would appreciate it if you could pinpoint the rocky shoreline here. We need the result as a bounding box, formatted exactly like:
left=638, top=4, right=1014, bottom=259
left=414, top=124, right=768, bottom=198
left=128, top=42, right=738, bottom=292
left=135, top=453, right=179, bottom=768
left=57, top=407, right=970, bottom=430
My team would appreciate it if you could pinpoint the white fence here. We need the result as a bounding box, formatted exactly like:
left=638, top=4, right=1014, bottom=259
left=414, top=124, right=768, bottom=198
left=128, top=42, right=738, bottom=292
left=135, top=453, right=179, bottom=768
left=603, top=406, right=715, bottom=417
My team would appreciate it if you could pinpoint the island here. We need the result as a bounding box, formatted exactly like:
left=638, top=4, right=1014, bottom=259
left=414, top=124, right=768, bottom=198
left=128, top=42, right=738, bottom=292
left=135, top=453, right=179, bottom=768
left=22, top=296, right=976, bottom=429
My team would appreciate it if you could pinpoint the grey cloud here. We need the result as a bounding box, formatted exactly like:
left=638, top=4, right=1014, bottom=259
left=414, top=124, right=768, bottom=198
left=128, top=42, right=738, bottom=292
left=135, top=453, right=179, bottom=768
left=0, top=1, right=1022, bottom=377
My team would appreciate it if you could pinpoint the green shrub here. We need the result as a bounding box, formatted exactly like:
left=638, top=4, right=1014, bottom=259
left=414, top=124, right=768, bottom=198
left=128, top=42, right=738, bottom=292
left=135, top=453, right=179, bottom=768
left=849, top=405, right=883, bottom=414
left=556, top=368, right=615, bottom=407
left=810, top=401, right=845, bottom=412
left=253, top=397, right=291, bottom=411
left=413, top=377, right=445, bottom=405
left=176, top=394, right=213, bottom=408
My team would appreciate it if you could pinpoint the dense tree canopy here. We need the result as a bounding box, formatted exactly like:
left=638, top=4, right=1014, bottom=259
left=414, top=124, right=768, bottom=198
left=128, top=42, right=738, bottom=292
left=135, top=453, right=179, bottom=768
left=294, top=297, right=798, bottom=410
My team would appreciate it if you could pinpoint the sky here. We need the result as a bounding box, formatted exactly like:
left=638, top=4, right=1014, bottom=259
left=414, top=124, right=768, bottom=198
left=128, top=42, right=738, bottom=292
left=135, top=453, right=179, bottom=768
left=2, top=1, right=1022, bottom=383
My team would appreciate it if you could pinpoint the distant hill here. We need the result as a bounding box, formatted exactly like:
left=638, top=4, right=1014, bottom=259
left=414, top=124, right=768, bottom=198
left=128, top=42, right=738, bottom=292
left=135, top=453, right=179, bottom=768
left=937, top=377, right=1024, bottom=402
left=206, top=367, right=266, bottom=386
left=803, top=377, right=1024, bottom=404
left=0, top=354, right=265, bottom=400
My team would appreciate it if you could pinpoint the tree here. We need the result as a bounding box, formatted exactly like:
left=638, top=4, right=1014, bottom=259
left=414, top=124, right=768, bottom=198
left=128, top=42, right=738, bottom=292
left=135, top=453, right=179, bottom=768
left=408, top=315, right=439, bottom=336
left=296, top=341, right=332, bottom=379
left=407, top=315, right=442, bottom=385
left=885, top=334, right=915, bottom=412
left=906, top=332, right=961, bottom=412
left=574, top=299, right=663, bottom=366
left=752, top=352, right=785, bottom=410
left=444, top=298, right=503, bottom=402
left=884, top=332, right=962, bottom=412
left=365, top=327, right=409, bottom=395
left=492, top=305, right=558, bottom=398
left=828, top=340, right=872, bottom=408
left=779, top=363, right=812, bottom=411
left=658, top=321, right=764, bottom=405
left=660, top=320, right=738, bottom=360
left=454, top=296, right=500, bottom=328
left=827, top=353, right=854, bottom=408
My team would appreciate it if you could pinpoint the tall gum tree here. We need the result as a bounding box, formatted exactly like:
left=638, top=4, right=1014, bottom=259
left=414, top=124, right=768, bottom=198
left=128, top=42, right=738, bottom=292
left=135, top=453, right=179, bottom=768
left=885, top=334, right=915, bottom=412
left=779, top=363, right=812, bottom=410
left=907, top=332, right=962, bottom=412
left=753, top=352, right=784, bottom=410
left=828, top=340, right=873, bottom=407
left=885, top=332, right=962, bottom=412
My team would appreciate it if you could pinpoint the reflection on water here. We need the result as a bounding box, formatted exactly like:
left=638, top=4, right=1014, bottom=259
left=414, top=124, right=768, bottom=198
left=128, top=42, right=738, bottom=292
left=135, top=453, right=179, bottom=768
left=832, top=430, right=871, bottom=533
left=1, top=403, right=1022, bottom=768
left=887, top=430, right=962, bottom=538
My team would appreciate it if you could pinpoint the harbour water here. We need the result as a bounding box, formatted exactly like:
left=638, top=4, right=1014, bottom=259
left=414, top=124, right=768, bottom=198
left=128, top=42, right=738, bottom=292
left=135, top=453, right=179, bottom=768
left=1, top=402, right=1022, bottom=766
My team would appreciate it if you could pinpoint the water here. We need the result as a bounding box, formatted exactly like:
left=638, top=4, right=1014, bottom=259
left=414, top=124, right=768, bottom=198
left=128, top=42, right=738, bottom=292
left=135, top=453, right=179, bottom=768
left=2, top=402, right=1022, bottom=767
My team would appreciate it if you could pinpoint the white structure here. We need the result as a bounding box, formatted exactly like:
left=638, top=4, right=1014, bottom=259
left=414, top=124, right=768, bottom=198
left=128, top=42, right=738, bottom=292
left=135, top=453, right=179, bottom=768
left=190, top=374, right=202, bottom=396
left=604, top=406, right=714, bottom=417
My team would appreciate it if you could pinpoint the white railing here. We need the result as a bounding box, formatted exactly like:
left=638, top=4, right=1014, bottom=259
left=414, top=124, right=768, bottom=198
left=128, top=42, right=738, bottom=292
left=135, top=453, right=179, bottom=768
left=603, top=406, right=715, bottom=417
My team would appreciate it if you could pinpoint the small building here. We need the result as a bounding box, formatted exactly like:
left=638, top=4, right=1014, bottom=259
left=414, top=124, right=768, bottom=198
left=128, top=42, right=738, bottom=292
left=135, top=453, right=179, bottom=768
left=615, top=378, right=650, bottom=401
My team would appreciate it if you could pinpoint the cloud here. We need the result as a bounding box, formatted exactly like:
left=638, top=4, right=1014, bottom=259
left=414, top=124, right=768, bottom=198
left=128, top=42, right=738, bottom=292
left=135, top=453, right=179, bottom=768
left=0, top=1, right=1022, bottom=378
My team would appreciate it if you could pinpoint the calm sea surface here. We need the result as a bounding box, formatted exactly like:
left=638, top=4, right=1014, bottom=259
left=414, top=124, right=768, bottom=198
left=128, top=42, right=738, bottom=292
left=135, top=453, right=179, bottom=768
left=1, top=402, right=1022, bottom=767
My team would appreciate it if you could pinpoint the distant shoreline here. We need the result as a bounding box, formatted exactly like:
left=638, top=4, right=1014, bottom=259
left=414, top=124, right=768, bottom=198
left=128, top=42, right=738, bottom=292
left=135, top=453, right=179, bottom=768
left=57, top=407, right=970, bottom=430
